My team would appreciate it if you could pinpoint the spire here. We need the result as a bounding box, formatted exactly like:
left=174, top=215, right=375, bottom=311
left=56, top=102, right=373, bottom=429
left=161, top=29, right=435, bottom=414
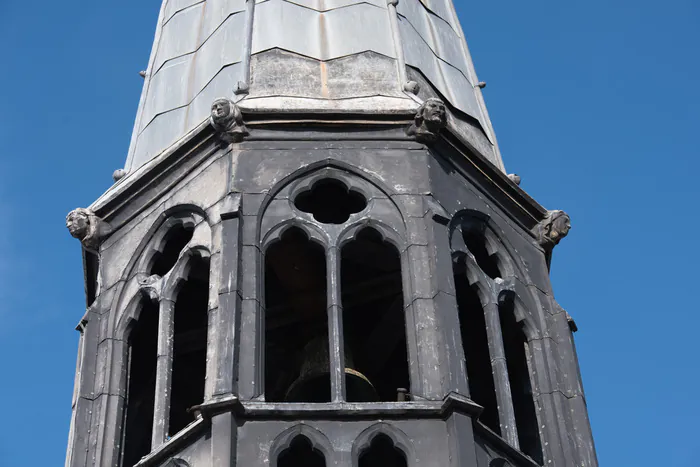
left=124, top=0, right=503, bottom=172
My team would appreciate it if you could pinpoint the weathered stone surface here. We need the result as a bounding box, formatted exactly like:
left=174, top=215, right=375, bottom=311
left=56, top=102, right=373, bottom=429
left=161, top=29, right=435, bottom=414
left=68, top=92, right=594, bottom=467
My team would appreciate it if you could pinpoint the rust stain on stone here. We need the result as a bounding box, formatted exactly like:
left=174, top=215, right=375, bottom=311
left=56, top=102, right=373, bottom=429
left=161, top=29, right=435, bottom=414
left=319, top=13, right=329, bottom=98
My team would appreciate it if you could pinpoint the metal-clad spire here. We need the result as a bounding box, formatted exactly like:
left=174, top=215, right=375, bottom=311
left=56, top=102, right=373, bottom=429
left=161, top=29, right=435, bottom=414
left=125, top=0, right=503, bottom=172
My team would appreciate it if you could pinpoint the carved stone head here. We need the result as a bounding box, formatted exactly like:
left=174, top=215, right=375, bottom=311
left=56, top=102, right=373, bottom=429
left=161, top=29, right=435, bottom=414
left=549, top=210, right=571, bottom=242
left=210, top=98, right=248, bottom=142
left=421, top=98, right=447, bottom=129
left=210, top=98, right=238, bottom=130
left=66, top=208, right=93, bottom=241
left=537, top=210, right=571, bottom=248
left=66, top=207, right=110, bottom=251
left=407, top=98, right=447, bottom=143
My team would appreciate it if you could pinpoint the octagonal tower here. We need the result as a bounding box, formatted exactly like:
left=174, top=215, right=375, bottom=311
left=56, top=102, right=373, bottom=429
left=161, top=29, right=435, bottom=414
left=65, top=1, right=597, bottom=466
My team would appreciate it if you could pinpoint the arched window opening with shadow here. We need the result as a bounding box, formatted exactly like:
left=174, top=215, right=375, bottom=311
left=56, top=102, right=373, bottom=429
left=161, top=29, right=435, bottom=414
left=265, top=227, right=329, bottom=402
left=168, top=255, right=210, bottom=436
left=341, top=228, right=408, bottom=402
left=294, top=179, right=367, bottom=224
left=453, top=255, right=500, bottom=433
left=359, top=434, right=408, bottom=467
left=278, top=435, right=327, bottom=467
left=499, top=296, right=543, bottom=464
left=122, top=300, right=159, bottom=467
left=150, top=223, right=194, bottom=277
left=463, top=225, right=501, bottom=280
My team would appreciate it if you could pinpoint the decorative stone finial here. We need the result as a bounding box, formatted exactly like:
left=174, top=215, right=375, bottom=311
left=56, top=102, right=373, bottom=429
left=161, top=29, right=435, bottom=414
left=535, top=210, right=571, bottom=251
left=66, top=208, right=111, bottom=252
left=566, top=311, right=578, bottom=332
left=407, top=98, right=447, bottom=143
left=507, top=173, right=521, bottom=185
left=112, top=169, right=127, bottom=182
left=403, top=80, right=420, bottom=94
left=210, top=98, right=249, bottom=143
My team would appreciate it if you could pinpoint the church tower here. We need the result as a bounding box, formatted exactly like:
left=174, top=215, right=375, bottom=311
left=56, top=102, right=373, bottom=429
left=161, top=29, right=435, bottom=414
left=65, top=0, right=597, bottom=466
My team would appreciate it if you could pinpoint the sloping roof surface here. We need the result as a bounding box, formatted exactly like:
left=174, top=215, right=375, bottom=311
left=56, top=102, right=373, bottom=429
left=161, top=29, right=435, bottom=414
left=125, top=0, right=504, bottom=171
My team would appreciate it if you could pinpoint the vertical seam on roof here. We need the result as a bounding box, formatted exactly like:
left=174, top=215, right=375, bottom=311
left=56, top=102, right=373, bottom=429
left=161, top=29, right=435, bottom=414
left=184, top=3, right=208, bottom=127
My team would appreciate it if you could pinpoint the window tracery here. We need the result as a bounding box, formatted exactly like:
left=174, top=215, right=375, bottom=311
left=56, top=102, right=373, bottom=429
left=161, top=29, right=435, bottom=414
left=259, top=168, right=412, bottom=404
left=450, top=211, right=543, bottom=463
left=120, top=211, right=213, bottom=464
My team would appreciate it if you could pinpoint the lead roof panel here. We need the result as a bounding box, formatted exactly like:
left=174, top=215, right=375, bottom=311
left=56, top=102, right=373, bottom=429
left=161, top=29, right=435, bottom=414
left=125, top=0, right=504, bottom=172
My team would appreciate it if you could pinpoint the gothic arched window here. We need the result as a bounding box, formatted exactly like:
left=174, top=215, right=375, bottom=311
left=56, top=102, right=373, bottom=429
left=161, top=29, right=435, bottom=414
left=358, top=434, right=408, bottom=467
left=168, top=254, right=210, bottom=434
left=453, top=253, right=500, bottom=433
left=120, top=211, right=213, bottom=462
left=277, top=436, right=327, bottom=467
left=500, top=294, right=543, bottom=464
left=258, top=169, right=412, bottom=404
left=264, top=227, right=328, bottom=402
left=450, top=212, right=542, bottom=462
left=341, top=228, right=408, bottom=402
left=122, top=299, right=159, bottom=467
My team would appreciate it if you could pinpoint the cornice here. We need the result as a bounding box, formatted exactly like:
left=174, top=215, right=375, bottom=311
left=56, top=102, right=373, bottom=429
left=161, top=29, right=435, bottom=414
left=88, top=112, right=547, bottom=236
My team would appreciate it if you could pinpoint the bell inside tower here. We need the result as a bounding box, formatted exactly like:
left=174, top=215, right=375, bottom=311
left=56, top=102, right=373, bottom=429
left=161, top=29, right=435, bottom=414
left=341, top=228, right=409, bottom=403
left=264, top=227, right=329, bottom=402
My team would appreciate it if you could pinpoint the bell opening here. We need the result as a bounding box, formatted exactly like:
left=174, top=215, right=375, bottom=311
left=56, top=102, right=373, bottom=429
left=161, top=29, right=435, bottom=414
left=264, top=227, right=328, bottom=402
left=341, top=228, right=410, bottom=402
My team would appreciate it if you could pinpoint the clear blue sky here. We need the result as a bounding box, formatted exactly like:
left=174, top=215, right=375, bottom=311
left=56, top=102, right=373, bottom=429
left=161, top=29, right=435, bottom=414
left=0, top=0, right=698, bottom=465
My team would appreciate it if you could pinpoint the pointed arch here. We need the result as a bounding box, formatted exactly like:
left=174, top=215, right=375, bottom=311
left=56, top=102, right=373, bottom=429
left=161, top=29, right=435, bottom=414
left=121, top=296, right=159, bottom=467
left=449, top=210, right=515, bottom=279
left=256, top=161, right=409, bottom=246
left=352, top=423, right=414, bottom=467
left=264, top=226, right=329, bottom=402
left=339, top=226, right=409, bottom=402
left=270, top=425, right=333, bottom=467
left=498, top=290, right=543, bottom=464
left=105, top=206, right=215, bottom=460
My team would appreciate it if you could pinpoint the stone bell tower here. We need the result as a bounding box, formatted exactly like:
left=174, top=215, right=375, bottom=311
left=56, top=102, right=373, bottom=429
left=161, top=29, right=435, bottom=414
left=65, top=0, right=597, bottom=466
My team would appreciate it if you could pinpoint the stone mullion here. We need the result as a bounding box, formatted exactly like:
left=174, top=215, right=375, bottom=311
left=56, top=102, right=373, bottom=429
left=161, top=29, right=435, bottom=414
left=213, top=204, right=242, bottom=397
left=326, top=246, right=346, bottom=402
left=483, top=299, right=519, bottom=449
left=152, top=298, right=175, bottom=448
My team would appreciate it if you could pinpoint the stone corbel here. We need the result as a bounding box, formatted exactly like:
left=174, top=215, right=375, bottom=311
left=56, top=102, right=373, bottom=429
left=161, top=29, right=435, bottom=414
left=210, top=97, right=249, bottom=144
left=407, top=98, right=447, bottom=143
left=534, top=209, right=571, bottom=269
left=137, top=273, right=163, bottom=302
left=66, top=208, right=111, bottom=253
